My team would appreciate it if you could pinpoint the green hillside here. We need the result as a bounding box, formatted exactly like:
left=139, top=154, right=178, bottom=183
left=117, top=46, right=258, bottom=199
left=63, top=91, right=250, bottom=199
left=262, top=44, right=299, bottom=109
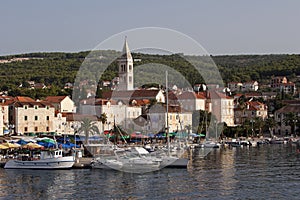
left=1, top=51, right=300, bottom=98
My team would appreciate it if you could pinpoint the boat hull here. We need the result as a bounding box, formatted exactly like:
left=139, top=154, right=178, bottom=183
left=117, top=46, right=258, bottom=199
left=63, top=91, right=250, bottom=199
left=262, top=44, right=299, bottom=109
left=4, top=156, right=75, bottom=169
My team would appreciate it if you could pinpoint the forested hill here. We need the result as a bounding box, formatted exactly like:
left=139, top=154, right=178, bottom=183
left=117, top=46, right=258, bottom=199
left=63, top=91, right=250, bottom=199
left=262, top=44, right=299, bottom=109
left=0, top=51, right=300, bottom=93
left=212, top=54, right=300, bottom=84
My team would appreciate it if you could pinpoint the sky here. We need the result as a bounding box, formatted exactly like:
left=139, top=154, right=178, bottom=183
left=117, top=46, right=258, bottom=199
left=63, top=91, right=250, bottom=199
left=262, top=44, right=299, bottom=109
left=1, top=0, right=300, bottom=56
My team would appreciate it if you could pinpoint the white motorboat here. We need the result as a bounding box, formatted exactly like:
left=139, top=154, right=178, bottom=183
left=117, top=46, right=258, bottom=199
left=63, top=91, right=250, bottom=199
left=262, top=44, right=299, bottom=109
left=4, top=149, right=75, bottom=169
left=92, top=147, right=161, bottom=172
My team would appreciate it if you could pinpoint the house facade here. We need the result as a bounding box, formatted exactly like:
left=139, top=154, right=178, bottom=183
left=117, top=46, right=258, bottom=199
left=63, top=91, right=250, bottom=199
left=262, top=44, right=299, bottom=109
left=11, top=101, right=55, bottom=134
left=79, top=98, right=142, bottom=132
left=234, top=101, right=268, bottom=125
left=177, top=91, right=206, bottom=111
left=45, top=96, right=76, bottom=113
left=274, top=103, right=300, bottom=135
left=209, top=91, right=235, bottom=126
left=270, top=76, right=287, bottom=88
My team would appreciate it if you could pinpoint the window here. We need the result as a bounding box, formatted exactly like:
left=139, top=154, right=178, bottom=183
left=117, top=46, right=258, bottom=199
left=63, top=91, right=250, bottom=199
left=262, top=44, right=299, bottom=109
left=129, top=76, right=132, bottom=83
left=34, top=127, right=38, bottom=131
left=46, top=127, right=49, bottom=131
left=24, top=127, right=28, bottom=132
left=46, top=116, right=49, bottom=120
left=24, top=116, right=28, bottom=121
left=24, top=106, right=28, bottom=109
left=129, top=65, right=132, bottom=71
left=46, top=106, right=49, bottom=110
left=35, top=116, right=38, bottom=121
left=34, top=106, right=38, bottom=109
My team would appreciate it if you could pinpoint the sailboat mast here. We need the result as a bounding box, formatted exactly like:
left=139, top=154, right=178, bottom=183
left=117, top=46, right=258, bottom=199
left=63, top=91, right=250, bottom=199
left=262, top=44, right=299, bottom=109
left=166, top=71, right=170, bottom=156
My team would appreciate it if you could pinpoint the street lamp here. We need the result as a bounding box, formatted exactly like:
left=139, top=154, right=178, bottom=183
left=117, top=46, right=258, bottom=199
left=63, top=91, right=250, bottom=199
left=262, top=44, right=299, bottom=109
left=250, top=119, right=255, bottom=137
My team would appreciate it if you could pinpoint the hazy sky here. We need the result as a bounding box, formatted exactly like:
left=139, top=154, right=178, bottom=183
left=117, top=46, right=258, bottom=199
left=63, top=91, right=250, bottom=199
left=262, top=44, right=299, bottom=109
left=1, top=0, right=300, bottom=55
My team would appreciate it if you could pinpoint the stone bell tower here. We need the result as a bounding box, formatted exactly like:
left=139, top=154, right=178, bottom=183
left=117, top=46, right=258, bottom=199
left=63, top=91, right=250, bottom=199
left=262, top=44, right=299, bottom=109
left=118, top=37, right=134, bottom=91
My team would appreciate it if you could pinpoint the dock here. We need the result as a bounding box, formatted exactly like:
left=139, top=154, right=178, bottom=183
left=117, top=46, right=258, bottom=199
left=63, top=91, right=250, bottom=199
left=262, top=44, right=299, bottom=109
left=72, top=157, right=92, bottom=169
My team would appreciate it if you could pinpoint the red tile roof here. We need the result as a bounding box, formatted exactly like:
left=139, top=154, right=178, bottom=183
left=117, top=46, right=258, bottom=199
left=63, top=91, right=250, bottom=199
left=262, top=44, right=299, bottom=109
left=102, top=90, right=161, bottom=100
left=15, top=96, right=35, bottom=102
left=14, top=101, right=54, bottom=108
left=45, top=96, right=68, bottom=103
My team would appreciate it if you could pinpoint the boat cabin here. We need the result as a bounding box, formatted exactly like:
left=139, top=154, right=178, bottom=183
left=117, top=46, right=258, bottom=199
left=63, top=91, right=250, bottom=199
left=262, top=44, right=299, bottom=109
left=40, top=149, right=63, bottom=159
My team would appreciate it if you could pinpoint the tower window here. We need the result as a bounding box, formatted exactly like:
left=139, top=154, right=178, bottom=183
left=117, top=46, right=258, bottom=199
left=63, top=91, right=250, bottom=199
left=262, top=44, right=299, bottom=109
left=129, top=65, right=132, bottom=71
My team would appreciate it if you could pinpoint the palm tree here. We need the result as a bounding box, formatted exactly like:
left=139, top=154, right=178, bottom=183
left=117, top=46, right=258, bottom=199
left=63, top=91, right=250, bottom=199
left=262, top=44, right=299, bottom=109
left=78, top=118, right=100, bottom=145
left=254, top=117, right=265, bottom=137
left=99, top=113, right=108, bottom=134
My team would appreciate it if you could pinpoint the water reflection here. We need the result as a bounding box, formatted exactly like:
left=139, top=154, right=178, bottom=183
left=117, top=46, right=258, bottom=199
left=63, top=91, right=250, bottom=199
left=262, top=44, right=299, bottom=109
left=1, top=145, right=300, bottom=199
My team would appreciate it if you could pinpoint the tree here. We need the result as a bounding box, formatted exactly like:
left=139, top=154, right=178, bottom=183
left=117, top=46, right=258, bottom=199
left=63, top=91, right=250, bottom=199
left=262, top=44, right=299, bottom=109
left=264, top=117, right=277, bottom=137
left=99, top=113, right=108, bottom=133
left=253, top=117, right=265, bottom=137
left=283, top=113, right=300, bottom=136
left=77, top=118, right=100, bottom=145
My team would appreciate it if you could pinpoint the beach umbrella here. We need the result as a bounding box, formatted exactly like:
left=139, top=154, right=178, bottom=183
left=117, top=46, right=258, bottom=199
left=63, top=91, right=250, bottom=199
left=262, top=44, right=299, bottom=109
left=58, top=143, right=71, bottom=149
left=3, top=142, right=20, bottom=148
left=0, top=144, right=9, bottom=149
left=17, top=139, right=28, bottom=145
left=37, top=141, right=56, bottom=148
left=40, top=138, right=56, bottom=144
left=23, top=142, right=43, bottom=149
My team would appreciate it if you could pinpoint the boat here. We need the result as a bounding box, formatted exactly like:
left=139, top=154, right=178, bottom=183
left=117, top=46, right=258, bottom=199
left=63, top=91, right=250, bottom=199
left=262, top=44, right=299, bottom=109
left=92, top=147, right=161, bottom=172
left=203, top=140, right=220, bottom=148
left=4, top=149, right=75, bottom=169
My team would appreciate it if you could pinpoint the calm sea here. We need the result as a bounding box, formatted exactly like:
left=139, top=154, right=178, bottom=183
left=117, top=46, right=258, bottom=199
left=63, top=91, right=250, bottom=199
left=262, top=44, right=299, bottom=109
left=1, top=144, right=300, bottom=200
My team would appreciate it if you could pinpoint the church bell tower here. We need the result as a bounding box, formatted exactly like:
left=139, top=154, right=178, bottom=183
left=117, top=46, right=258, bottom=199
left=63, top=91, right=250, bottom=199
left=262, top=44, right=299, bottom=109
left=118, top=37, right=134, bottom=91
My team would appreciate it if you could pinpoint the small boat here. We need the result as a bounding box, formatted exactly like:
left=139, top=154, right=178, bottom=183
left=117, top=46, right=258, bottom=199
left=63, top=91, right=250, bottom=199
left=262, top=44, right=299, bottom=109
left=4, top=149, right=75, bottom=169
left=203, top=141, right=220, bottom=148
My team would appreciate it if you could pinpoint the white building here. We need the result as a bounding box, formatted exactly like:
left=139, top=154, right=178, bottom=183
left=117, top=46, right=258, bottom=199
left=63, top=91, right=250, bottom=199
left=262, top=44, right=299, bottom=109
left=45, top=96, right=76, bottom=113
left=242, top=81, right=259, bottom=92
left=209, top=91, right=235, bottom=126
left=79, top=98, right=142, bottom=132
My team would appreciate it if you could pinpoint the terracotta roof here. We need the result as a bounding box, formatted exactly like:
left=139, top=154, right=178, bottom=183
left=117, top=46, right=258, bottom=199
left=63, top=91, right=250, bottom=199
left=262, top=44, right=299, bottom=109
left=14, top=101, right=54, bottom=108
left=15, top=96, right=35, bottom=102
left=276, top=105, right=300, bottom=114
left=45, top=96, right=68, bottom=103
left=0, top=96, right=15, bottom=106
left=102, top=90, right=161, bottom=100
left=131, top=99, right=150, bottom=106
left=178, top=91, right=196, bottom=100
left=208, top=91, right=232, bottom=99
left=195, top=92, right=206, bottom=99
left=247, top=101, right=267, bottom=111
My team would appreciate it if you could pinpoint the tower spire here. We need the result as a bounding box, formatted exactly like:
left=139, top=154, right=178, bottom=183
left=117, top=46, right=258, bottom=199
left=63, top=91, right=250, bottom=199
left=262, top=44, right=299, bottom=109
left=122, top=36, right=132, bottom=59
